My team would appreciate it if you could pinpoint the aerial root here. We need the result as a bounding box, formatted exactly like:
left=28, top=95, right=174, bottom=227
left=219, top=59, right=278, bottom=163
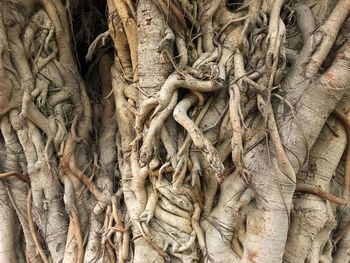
left=190, top=154, right=202, bottom=187
left=156, top=178, right=193, bottom=212
left=27, top=189, right=49, bottom=263
left=160, top=127, right=178, bottom=169
left=334, top=221, right=350, bottom=244
left=333, top=108, right=350, bottom=202
left=229, top=84, right=244, bottom=173
left=134, top=220, right=169, bottom=258
left=265, top=0, right=285, bottom=71
left=295, top=108, right=350, bottom=205
left=139, top=186, right=158, bottom=224
left=173, top=93, right=225, bottom=182
left=137, top=177, right=205, bottom=259
left=172, top=156, right=188, bottom=189
left=62, top=132, right=110, bottom=205
left=158, top=25, right=175, bottom=53
left=295, top=184, right=347, bottom=205
left=158, top=197, right=191, bottom=220
left=70, top=209, right=84, bottom=263
left=191, top=203, right=206, bottom=256
left=0, top=171, right=30, bottom=183
left=304, top=0, right=350, bottom=77
left=86, top=30, right=110, bottom=61
left=103, top=194, right=131, bottom=262
left=139, top=91, right=179, bottom=166
left=136, top=64, right=225, bottom=135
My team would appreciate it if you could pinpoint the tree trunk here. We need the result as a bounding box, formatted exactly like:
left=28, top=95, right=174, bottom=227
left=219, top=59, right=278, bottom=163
left=0, top=0, right=350, bottom=262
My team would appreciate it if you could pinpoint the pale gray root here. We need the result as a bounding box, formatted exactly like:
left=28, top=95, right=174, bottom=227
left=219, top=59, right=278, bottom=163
left=333, top=209, right=350, bottom=263
left=112, top=64, right=165, bottom=262
left=0, top=182, right=17, bottom=263
left=1, top=0, right=350, bottom=262
left=139, top=90, right=179, bottom=166
left=136, top=61, right=225, bottom=131
left=0, top=117, right=35, bottom=262
left=306, top=220, right=335, bottom=263
left=305, top=0, right=350, bottom=78
left=84, top=54, right=116, bottom=263
left=173, top=93, right=224, bottom=182
left=0, top=116, right=41, bottom=262
left=9, top=111, right=68, bottom=262
left=284, top=111, right=348, bottom=262
left=205, top=171, right=251, bottom=263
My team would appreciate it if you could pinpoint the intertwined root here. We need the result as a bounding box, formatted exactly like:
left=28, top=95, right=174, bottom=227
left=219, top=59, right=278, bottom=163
left=130, top=0, right=292, bottom=259
left=1, top=0, right=350, bottom=262
left=136, top=64, right=226, bottom=174
left=136, top=178, right=205, bottom=261
left=173, top=94, right=225, bottom=182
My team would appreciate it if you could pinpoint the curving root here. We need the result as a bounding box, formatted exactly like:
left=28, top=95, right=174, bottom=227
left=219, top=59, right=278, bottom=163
left=0, top=171, right=30, bottom=183
left=160, top=126, right=178, bottom=169
left=8, top=24, right=35, bottom=118
left=139, top=185, right=158, bottom=224
left=158, top=25, right=175, bottom=53
left=295, top=183, right=347, bottom=205
left=139, top=91, right=179, bottom=166
left=136, top=64, right=225, bottom=134
left=304, top=0, right=350, bottom=78
left=265, top=0, right=285, bottom=71
left=61, top=132, right=110, bottom=205
left=156, top=178, right=194, bottom=212
left=86, top=30, right=110, bottom=61
left=173, top=93, right=225, bottom=182
left=295, top=108, right=350, bottom=205
left=191, top=203, right=206, bottom=256
left=194, top=0, right=221, bottom=67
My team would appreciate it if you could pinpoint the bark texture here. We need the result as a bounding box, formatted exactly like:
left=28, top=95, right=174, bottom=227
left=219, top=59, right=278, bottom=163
left=0, top=0, right=350, bottom=262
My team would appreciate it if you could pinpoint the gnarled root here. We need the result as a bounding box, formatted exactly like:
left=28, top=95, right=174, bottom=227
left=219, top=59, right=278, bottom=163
left=139, top=91, right=179, bottom=166
left=173, top=93, right=224, bottom=182
left=136, top=64, right=225, bottom=133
